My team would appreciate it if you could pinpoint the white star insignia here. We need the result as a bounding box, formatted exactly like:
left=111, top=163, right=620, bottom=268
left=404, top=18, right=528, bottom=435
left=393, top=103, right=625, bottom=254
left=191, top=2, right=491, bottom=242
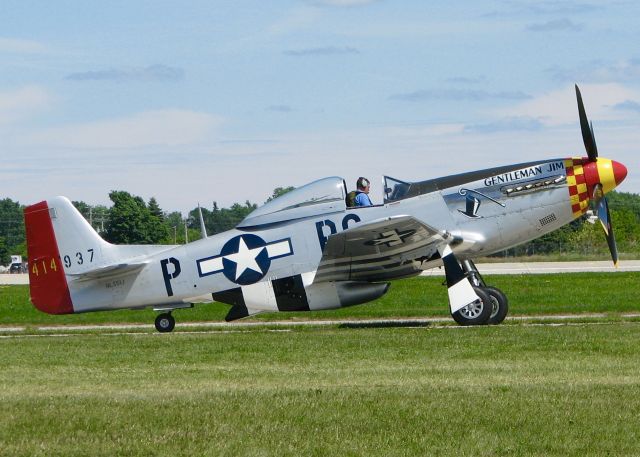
left=224, top=237, right=265, bottom=280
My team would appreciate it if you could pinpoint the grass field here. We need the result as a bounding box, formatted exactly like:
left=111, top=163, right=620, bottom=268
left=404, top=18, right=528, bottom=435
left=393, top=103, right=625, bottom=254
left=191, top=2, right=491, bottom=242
left=2, top=272, right=640, bottom=327
left=2, top=323, right=640, bottom=456
left=2, top=272, right=640, bottom=456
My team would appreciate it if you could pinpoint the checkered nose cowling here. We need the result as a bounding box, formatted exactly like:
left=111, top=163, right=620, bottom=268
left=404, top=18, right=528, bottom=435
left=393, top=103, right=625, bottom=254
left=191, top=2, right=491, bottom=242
left=564, top=157, right=627, bottom=218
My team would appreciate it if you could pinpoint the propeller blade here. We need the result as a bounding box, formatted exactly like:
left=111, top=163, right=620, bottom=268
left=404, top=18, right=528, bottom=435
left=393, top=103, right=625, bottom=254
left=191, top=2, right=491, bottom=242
left=591, top=184, right=618, bottom=265
left=592, top=184, right=605, bottom=229
left=595, top=195, right=610, bottom=237
left=575, top=84, right=598, bottom=161
left=601, top=198, right=618, bottom=266
left=589, top=121, right=598, bottom=158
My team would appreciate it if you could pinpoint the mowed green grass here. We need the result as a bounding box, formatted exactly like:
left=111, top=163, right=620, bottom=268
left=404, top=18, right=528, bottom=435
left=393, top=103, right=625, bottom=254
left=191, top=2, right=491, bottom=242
left=1, top=272, right=640, bottom=326
left=2, top=323, right=640, bottom=456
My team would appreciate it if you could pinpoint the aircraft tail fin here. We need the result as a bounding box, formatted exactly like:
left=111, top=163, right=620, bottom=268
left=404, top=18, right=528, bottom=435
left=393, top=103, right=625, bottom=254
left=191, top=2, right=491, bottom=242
left=23, top=197, right=111, bottom=314
left=24, top=200, right=75, bottom=314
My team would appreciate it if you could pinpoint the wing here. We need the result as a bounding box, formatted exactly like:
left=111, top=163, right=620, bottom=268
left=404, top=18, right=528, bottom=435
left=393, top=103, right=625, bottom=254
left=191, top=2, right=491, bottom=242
left=314, top=215, right=449, bottom=283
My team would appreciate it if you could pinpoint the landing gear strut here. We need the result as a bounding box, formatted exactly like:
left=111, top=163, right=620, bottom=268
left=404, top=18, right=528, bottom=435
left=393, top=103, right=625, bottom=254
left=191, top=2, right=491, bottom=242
left=155, top=312, right=175, bottom=333
left=461, top=259, right=509, bottom=325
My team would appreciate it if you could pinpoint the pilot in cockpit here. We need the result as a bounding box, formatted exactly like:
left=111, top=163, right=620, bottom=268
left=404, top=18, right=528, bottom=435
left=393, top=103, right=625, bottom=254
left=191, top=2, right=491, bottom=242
left=347, top=177, right=372, bottom=207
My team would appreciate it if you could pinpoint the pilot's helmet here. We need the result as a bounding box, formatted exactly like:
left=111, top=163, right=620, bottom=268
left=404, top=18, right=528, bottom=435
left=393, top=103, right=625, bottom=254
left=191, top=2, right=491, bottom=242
left=357, top=177, right=370, bottom=189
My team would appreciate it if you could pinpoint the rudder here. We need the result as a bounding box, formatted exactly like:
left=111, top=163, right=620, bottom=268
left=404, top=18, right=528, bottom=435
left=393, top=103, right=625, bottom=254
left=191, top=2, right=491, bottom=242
left=24, top=200, right=74, bottom=314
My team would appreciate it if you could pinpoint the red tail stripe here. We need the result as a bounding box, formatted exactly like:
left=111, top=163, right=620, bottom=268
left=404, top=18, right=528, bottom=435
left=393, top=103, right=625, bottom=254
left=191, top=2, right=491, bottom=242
left=24, top=201, right=74, bottom=314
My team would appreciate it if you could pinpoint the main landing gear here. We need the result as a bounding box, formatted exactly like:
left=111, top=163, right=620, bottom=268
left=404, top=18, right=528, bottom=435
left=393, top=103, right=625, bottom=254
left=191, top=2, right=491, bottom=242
left=155, top=312, right=175, bottom=333
left=454, top=259, right=509, bottom=326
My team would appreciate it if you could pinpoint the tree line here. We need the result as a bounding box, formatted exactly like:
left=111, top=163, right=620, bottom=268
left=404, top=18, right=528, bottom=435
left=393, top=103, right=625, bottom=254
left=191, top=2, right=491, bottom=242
left=0, top=187, right=294, bottom=265
left=495, top=191, right=640, bottom=258
left=1, top=189, right=640, bottom=265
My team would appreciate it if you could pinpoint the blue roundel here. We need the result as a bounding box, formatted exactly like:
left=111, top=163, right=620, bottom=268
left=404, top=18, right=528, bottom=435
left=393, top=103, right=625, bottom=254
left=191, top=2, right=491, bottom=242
left=220, top=234, right=270, bottom=285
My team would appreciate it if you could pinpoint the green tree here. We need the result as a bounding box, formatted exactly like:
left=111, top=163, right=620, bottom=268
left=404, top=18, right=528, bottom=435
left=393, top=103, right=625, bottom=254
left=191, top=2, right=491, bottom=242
left=104, top=191, right=168, bottom=244
left=0, top=236, right=8, bottom=266
left=0, top=198, right=25, bottom=262
left=146, top=197, right=169, bottom=242
left=148, top=197, right=164, bottom=220
left=265, top=186, right=295, bottom=203
left=496, top=190, right=640, bottom=258
left=72, top=201, right=91, bottom=218
left=610, top=208, right=640, bottom=254
left=200, top=200, right=257, bottom=235
left=72, top=201, right=110, bottom=233
left=165, top=211, right=184, bottom=244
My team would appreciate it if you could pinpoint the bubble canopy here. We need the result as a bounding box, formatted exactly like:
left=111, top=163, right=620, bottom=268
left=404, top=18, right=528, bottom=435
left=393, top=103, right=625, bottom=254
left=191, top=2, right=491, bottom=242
left=238, top=177, right=347, bottom=228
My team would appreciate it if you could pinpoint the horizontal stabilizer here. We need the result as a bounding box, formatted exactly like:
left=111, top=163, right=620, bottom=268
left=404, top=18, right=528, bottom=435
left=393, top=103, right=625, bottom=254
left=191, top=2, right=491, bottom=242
left=66, top=262, right=148, bottom=280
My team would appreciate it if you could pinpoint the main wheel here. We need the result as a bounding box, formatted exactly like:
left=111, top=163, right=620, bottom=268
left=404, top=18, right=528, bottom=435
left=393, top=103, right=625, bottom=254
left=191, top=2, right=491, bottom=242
left=155, top=313, right=175, bottom=333
left=452, top=287, right=493, bottom=326
left=483, top=286, right=509, bottom=325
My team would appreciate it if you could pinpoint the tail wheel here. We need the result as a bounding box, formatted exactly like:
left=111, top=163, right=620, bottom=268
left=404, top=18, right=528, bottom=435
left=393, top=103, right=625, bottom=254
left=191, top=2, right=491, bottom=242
left=155, top=313, right=175, bottom=333
left=483, top=286, right=509, bottom=325
left=452, top=287, right=492, bottom=326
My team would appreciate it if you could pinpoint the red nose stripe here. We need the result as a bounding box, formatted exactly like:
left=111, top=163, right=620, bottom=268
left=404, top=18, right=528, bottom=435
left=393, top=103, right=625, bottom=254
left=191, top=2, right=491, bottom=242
left=582, top=161, right=600, bottom=190
left=612, top=160, right=627, bottom=185
left=24, top=201, right=74, bottom=314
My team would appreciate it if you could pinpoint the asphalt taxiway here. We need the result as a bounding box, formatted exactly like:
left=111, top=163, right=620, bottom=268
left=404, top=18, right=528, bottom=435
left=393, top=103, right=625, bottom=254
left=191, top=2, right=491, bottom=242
left=2, top=313, right=640, bottom=338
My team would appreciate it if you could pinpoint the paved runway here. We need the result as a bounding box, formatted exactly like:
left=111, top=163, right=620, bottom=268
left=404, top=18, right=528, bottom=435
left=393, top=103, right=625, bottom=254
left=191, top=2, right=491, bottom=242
left=420, top=260, right=640, bottom=276
left=0, top=274, right=29, bottom=285
left=2, top=314, right=640, bottom=338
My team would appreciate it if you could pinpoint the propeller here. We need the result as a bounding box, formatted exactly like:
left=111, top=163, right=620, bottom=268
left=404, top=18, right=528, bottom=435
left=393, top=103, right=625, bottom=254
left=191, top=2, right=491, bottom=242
left=591, top=184, right=618, bottom=265
left=575, top=84, right=619, bottom=265
left=576, top=85, right=598, bottom=162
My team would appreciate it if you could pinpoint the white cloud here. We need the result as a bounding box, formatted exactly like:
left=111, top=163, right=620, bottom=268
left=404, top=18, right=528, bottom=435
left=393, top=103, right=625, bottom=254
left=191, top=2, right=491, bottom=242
left=267, top=7, right=323, bottom=35
left=0, top=37, right=47, bottom=54
left=0, top=85, right=52, bottom=125
left=284, top=46, right=360, bottom=56
left=317, top=0, right=378, bottom=6
left=66, top=64, right=185, bottom=83
left=550, top=59, right=640, bottom=84
left=27, top=110, right=223, bottom=149
left=526, top=18, right=582, bottom=32
left=494, top=84, right=640, bottom=126
left=390, top=88, right=531, bottom=102
left=385, top=123, right=465, bottom=137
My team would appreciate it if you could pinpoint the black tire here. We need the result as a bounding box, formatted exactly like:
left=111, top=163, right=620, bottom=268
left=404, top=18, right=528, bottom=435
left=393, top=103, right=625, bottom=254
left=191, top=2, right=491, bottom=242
left=452, top=287, right=493, bottom=326
left=155, top=313, right=175, bottom=333
left=483, top=286, right=509, bottom=325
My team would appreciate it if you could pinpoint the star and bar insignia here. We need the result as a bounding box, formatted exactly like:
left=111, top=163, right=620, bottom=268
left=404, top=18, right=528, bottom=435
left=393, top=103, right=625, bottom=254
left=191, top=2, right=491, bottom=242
left=197, top=234, right=293, bottom=286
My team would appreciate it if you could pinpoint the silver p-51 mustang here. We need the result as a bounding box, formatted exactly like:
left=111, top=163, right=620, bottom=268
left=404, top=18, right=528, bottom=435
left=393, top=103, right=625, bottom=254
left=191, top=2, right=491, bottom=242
left=24, top=86, right=627, bottom=331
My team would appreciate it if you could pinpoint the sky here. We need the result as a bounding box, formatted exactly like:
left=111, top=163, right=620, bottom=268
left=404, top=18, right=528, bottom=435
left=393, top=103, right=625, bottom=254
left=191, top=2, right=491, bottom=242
left=2, top=0, right=639, bottom=213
